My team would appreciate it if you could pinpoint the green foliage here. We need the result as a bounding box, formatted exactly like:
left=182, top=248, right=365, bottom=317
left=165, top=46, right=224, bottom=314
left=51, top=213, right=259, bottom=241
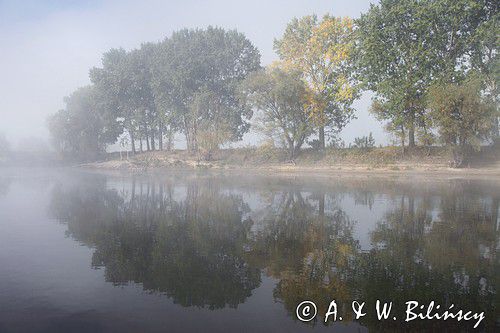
left=274, top=15, right=359, bottom=148
left=239, top=66, right=313, bottom=158
left=152, top=27, right=261, bottom=152
left=47, top=86, right=122, bottom=161
left=46, top=1, right=498, bottom=161
left=352, top=133, right=375, bottom=149
left=427, top=75, right=498, bottom=166
left=357, top=0, right=498, bottom=148
left=356, top=0, right=438, bottom=147
left=51, top=27, right=260, bottom=158
left=428, top=76, right=496, bottom=147
left=90, top=46, right=157, bottom=153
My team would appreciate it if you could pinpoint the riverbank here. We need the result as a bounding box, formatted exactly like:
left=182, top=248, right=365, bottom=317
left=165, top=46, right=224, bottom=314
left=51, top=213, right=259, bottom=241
left=80, top=145, right=500, bottom=177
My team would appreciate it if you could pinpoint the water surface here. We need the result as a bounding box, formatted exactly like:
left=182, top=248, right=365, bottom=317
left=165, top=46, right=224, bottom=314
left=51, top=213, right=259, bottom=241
left=0, top=169, right=498, bottom=332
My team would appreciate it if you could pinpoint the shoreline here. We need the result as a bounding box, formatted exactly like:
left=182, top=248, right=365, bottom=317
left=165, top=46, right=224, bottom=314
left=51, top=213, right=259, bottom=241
left=73, top=146, right=500, bottom=179
left=80, top=160, right=500, bottom=180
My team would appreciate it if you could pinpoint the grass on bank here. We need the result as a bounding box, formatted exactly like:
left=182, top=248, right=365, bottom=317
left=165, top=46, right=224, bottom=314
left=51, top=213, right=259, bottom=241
left=100, top=145, right=500, bottom=170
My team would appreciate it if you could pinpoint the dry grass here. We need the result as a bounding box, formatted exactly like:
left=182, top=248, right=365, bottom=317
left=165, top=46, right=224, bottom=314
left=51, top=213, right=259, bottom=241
left=91, top=145, right=499, bottom=175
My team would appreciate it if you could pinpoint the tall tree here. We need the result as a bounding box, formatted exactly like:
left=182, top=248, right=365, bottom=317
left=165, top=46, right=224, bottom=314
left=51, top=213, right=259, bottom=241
left=357, top=0, right=436, bottom=148
left=466, top=0, right=499, bottom=140
left=90, top=48, right=155, bottom=154
left=359, top=0, right=499, bottom=149
left=239, top=65, right=313, bottom=159
left=128, top=46, right=158, bottom=151
left=274, top=15, right=358, bottom=149
left=152, top=27, right=261, bottom=153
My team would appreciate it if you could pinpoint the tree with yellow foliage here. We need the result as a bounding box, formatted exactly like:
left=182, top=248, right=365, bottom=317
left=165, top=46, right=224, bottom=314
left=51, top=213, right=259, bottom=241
left=274, top=15, right=359, bottom=149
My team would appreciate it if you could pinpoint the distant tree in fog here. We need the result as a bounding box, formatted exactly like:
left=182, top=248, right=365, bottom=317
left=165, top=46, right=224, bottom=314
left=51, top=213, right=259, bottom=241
left=16, top=137, right=50, bottom=153
left=47, top=86, right=122, bottom=161
left=0, top=133, right=10, bottom=154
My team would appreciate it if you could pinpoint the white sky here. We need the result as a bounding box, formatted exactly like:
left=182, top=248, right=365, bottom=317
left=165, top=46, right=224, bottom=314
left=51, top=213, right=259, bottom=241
left=0, top=0, right=388, bottom=149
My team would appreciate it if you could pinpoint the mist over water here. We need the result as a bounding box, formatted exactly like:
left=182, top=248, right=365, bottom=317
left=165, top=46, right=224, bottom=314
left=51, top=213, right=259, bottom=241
left=0, top=0, right=498, bottom=332
left=0, top=169, right=498, bottom=332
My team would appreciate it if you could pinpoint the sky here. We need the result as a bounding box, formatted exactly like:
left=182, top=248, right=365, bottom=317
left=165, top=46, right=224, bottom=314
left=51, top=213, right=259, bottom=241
left=0, top=0, right=387, bottom=150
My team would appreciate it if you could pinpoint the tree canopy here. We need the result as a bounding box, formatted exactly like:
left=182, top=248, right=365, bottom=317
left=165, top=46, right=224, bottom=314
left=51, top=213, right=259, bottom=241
left=358, top=0, right=499, bottom=149
left=152, top=27, right=261, bottom=153
left=47, top=85, right=121, bottom=161
left=47, top=2, right=498, bottom=165
left=274, top=15, right=359, bottom=149
left=240, top=65, right=313, bottom=158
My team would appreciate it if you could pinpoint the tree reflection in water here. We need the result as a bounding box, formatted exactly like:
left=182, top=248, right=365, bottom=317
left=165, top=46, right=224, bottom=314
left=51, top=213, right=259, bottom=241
left=49, top=174, right=499, bottom=331
left=50, top=175, right=259, bottom=309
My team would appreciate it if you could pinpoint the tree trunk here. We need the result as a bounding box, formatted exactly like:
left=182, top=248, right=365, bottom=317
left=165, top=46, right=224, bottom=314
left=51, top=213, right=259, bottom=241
left=186, top=133, right=191, bottom=153
left=319, top=126, right=325, bottom=150
left=286, top=136, right=295, bottom=159
left=192, top=126, right=198, bottom=152
left=401, top=127, right=405, bottom=155
left=408, top=110, right=415, bottom=148
left=187, top=127, right=198, bottom=153
left=159, top=123, right=163, bottom=151
left=186, top=131, right=194, bottom=154
left=494, top=115, right=499, bottom=144
left=130, top=131, right=136, bottom=154
left=167, top=128, right=173, bottom=151
left=151, top=130, right=155, bottom=151
left=184, top=116, right=196, bottom=153
left=146, top=132, right=150, bottom=151
left=139, top=139, right=143, bottom=152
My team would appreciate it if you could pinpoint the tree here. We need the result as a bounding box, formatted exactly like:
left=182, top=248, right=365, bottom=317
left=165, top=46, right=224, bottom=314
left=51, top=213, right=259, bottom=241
left=90, top=48, right=155, bottom=154
left=358, top=0, right=499, bottom=149
left=352, top=132, right=375, bottom=149
left=128, top=46, right=158, bottom=151
left=467, top=0, right=499, bottom=141
left=239, top=66, right=313, bottom=159
left=47, top=86, right=121, bottom=160
left=427, top=75, right=498, bottom=167
left=142, top=41, right=175, bottom=151
left=357, top=0, right=438, bottom=149
left=0, top=133, right=10, bottom=155
left=426, top=0, right=499, bottom=146
left=274, top=15, right=358, bottom=149
left=370, top=100, right=407, bottom=151
left=152, top=27, right=261, bottom=153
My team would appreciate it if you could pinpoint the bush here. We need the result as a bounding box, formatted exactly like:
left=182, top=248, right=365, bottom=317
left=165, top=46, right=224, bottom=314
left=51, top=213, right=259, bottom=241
left=351, top=133, right=375, bottom=149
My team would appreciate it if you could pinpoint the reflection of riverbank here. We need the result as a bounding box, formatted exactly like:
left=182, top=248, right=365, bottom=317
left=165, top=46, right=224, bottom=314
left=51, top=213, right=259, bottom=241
left=45, top=171, right=499, bottom=331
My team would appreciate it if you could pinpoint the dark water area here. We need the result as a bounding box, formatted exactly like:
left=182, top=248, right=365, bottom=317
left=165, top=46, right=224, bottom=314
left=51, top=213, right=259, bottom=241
left=0, top=168, right=498, bottom=332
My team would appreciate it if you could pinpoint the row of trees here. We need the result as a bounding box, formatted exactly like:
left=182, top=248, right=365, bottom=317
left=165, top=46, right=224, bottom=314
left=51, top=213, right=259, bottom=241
left=48, top=27, right=260, bottom=160
left=360, top=0, right=498, bottom=165
left=47, top=0, right=499, bottom=163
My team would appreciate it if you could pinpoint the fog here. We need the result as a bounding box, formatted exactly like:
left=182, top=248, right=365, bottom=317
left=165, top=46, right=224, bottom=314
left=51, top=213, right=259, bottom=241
left=0, top=3, right=498, bottom=331
left=0, top=0, right=386, bottom=151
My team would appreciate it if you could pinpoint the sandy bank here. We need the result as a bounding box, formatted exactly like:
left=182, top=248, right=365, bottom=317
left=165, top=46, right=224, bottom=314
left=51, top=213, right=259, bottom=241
left=79, top=147, right=500, bottom=179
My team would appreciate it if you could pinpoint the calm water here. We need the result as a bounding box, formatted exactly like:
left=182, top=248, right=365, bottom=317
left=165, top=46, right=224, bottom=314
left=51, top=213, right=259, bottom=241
left=0, top=168, right=498, bottom=332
